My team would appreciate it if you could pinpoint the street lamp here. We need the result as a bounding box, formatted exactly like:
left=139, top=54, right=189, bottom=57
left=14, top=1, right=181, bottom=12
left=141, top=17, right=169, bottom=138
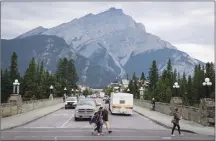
left=71, top=89, right=74, bottom=96
left=202, top=78, right=212, bottom=98
left=50, top=85, right=54, bottom=93
left=127, top=88, right=130, bottom=92
left=64, top=87, right=67, bottom=97
left=13, top=79, right=20, bottom=94
left=139, top=87, right=144, bottom=100
left=173, top=82, right=180, bottom=96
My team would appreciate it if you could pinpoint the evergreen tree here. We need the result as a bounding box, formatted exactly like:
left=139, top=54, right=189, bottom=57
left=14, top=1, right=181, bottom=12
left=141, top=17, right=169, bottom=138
left=148, top=60, right=159, bottom=89
left=140, top=72, right=146, bottom=81
left=181, top=72, right=188, bottom=104
left=1, top=69, right=12, bottom=102
left=187, top=75, right=196, bottom=105
left=23, top=58, right=37, bottom=100
left=9, top=52, right=20, bottom=81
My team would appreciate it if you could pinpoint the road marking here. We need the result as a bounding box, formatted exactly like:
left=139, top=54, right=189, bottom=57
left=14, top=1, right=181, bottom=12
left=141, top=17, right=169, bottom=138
left=3, top=129, right=145, bottom=133
left=161, top=137, right=172, bottom=140
left=13, top=135, right=163, bottom=138
left=60, top=114, right=75, bottom=128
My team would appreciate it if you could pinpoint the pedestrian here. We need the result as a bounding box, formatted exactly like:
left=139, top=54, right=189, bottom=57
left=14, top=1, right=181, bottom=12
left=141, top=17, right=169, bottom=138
left=171, top=108, right=183, bottom=136
left=63, top=95, right=66, bottom=102
left=151, top=98, right=155, bottom=110
left=91, top=107, right=104, bottom=136
left=102, top=106, right=112, bottom=134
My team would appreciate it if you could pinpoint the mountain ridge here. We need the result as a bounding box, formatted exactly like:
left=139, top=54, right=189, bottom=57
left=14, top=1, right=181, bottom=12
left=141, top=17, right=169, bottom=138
left=2, top=7, right=204, bottom=87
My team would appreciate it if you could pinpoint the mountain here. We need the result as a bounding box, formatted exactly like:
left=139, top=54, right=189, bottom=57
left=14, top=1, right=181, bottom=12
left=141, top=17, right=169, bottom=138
left=1, top=35, right=117, bottom=87
left=16, top=26, right=48, bottom=39
left=2, top=7, right=204, bottom=87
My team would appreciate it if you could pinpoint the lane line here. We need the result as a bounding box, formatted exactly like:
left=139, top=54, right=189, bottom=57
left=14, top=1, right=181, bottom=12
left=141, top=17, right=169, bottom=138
left=2, top=129, right=140, bottom=132
left=60, top=114, right=75, bottom=128
left=13, top=135, right=164, bottom=138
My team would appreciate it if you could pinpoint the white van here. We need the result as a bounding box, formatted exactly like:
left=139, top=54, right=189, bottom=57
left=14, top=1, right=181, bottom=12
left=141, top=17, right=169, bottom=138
left=109, top=92, right=133, bottom=115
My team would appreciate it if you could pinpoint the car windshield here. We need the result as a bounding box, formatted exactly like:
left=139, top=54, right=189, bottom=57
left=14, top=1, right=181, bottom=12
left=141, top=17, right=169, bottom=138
left=78, top=100, right=95, bottom=106
left=66, top=97, right=77, bottom=101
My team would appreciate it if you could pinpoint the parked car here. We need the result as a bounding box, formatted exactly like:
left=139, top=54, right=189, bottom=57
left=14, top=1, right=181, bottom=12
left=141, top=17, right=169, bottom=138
left=65, top=97, right=78, bottom=109
left=74, top=99, right=97, bottom=121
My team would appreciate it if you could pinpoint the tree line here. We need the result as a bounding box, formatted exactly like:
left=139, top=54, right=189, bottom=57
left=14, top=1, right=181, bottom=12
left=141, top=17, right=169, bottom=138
left=1, top=52, right=79, bottom=103
left=128, top=59, right=215, bottom=106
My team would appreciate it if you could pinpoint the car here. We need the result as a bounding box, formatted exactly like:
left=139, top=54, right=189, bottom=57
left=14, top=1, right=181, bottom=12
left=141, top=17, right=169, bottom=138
left=65, top=97, right=78, bottom=109
left=95, top=98, right=102, bottom=107
left=74, top=99, right=97, bottom=121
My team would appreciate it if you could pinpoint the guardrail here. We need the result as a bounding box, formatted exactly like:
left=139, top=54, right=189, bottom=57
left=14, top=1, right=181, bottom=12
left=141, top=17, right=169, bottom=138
left=0, top=98, right=63, bottom=118
left=134, top=99, right=201, bottom=123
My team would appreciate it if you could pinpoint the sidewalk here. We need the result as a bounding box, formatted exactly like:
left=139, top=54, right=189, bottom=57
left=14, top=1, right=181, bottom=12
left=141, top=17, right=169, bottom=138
left=133, top=105, right=214, bottom=136
left=1, top=103, right=64, bottom=130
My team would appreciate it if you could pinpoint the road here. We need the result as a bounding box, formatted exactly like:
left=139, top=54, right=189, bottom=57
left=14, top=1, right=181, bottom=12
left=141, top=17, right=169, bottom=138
left=1, top=105, right=214, bottom=140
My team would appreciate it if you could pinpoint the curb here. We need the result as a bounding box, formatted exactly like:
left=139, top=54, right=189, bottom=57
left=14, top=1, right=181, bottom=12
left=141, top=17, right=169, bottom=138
left=133, top=110, right=197, bottom=134
left=1, top=106, right=64, bottom=131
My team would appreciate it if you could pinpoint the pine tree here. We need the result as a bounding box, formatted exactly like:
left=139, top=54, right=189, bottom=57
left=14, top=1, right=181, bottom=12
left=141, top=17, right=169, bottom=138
left=1, top=69, right=12, bottom=103
left=9, top=52, right=20, bottom=81
left=23, top=58, right=37, bottom=100
left=141, top=72, right=146, bottom=81
left=181, top=72, right=188, bottom=104
left=148, top=60, right=159, bottom=89
left=187, top=75, right=196, bottom=105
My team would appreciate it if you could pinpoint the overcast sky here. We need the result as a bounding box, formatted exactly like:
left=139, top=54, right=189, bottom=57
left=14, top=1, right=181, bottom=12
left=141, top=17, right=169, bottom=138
left=1, top=2, right=215, bottom=63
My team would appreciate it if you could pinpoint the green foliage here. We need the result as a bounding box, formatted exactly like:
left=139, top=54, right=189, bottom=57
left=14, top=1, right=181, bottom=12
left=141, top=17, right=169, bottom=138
left=145, top=59, right=215, bottom=105
left=1, top=53, right=79, bottom=103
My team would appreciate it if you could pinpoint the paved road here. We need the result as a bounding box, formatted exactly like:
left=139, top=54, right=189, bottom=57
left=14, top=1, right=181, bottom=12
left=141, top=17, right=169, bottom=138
left=1, top=107, right=214, bottom=140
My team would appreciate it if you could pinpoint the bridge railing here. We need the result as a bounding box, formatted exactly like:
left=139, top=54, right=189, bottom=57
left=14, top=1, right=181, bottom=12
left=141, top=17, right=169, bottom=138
left=0, top=98, right=63, bottom=118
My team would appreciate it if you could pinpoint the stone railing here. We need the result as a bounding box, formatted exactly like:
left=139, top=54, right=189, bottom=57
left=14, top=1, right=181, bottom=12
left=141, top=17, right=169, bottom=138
left=134, top=99, right=202, bottom=125
left=0, top=98, right=63, bottom=118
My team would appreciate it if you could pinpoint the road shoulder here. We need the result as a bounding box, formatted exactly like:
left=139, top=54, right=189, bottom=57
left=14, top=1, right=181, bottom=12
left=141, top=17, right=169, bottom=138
left=133, top=105, right=214, bottom=136
left=1, top=103, right=64, bottom=131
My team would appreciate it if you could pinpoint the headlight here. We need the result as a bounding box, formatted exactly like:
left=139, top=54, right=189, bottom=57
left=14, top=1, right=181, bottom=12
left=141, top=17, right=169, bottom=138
left=75, top=110, right=79, bottom=113
left=65, top=102, right=67, bottom=105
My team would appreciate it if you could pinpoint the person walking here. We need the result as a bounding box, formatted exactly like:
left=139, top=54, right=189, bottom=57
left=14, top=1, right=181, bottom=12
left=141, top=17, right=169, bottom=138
left=91, top=107, right=104, bottom=136
left=171, top=108, right=183, bottom=136
left=102, top=106, right=112, bottom=134
left=151, top=98, right=155, bottom=110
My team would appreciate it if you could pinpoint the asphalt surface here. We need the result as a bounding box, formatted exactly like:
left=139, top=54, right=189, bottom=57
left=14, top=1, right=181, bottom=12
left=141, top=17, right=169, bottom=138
left=1, top=104, right=214, bottom=141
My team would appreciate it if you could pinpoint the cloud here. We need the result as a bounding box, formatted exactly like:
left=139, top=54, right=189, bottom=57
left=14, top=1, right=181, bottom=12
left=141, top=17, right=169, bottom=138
left=1, top=2, right=214, bottom=62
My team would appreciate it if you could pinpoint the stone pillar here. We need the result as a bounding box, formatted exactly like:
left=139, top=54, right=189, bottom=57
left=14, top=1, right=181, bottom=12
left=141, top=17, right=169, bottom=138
left=170, top=97, right=183, bottom=115
left=199, top=98, right=215, bottom=126
left=8, top=94, right=22, bottom=105
left=49, top=94, right=53, bottom=100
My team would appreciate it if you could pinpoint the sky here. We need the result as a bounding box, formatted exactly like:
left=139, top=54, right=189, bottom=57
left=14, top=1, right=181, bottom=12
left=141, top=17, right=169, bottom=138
left=1, top=2, right=215, bottom=63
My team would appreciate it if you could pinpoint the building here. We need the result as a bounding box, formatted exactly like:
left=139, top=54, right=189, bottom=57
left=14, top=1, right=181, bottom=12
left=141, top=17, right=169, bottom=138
left=121, top=79, right=129, bottom=89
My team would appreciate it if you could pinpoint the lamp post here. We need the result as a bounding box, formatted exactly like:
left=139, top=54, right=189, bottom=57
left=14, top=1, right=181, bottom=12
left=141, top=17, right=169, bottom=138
left=71, top=89, right=74, bottom=96
left=49, top=85, right=54, bottom=100
left=127, top=88, right=130, bottom=93
left=13, top=79, right=20, bottom=94
left=50, top=85, right=54, bottom=94
left=139, top=87, right=144, bottom=100
left=64, top=87, right=67, bottom=97
left=173, top=82, right=180, bottom=96
left=202, top=78, right=212, bottom=98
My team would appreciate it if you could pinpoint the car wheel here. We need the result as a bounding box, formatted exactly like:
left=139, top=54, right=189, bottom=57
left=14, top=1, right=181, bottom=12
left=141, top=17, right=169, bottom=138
left=65, top=107, right=67, bottom=109
left=75, top=117, right=79, bottom=121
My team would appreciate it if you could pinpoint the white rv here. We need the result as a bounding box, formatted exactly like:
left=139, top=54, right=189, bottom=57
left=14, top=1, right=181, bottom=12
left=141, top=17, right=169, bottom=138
left=109, top=92, right=133, bottom=115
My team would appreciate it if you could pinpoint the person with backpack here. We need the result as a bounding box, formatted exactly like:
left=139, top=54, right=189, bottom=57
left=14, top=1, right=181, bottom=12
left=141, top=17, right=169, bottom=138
left=90, top=107, right=104, bottom=136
